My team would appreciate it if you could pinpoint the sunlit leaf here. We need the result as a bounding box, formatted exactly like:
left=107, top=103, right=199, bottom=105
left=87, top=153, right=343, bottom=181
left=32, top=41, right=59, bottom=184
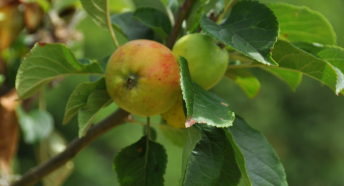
left=179, top=57, right=235, bottom=128
left=15, top=43, right=102, bottom=99
left=269, top=3, right=336, bottom=45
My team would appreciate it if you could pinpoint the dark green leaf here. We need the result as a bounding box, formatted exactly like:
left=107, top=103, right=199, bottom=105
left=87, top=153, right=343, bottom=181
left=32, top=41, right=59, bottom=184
left=114, top=136, right=167, bottom=186
left=268, top=3, right=336, bottom=45
left=262, top=67, right=303, bottom=91
left=272, top=40, right=344, bottom=94
left=17, top=108, right=53, bottom=144
left=226, top=69, right=261, bottom=98
left=111, top=12, right=154, bottom=40
left=132, top=0, right=167, bottom=14
left=133, top=8, right=171, bottom=39
left=225, top=117, right=288, bottom=186
left=15, top=43, right=103, bottom=99
left=186, top=0, right=207, bottom=32
left=201, top=1, right=278, bottom=65
left=179, top=57, right=235, bottom=128
left=181, top=125, right=241, bottom=186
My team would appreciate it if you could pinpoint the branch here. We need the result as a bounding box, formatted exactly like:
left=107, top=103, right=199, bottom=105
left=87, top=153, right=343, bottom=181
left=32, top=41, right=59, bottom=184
left=167, top=0, right=196, bottom=49
left=11, top=109, right=129, bottom=186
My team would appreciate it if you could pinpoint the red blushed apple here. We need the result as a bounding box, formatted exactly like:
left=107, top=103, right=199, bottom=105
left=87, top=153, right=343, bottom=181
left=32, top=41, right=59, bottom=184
left=105, top=40, right=180, bottom=116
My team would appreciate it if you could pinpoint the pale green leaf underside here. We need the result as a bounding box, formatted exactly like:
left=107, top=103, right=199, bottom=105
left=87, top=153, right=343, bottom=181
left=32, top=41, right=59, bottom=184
left=262, top=67, right=303, bottom=91
left=70, top=79, right=111, bottom=137
left=15, top=43, right=102, bottom=99
left=201, top=1, right=279, bottom=65
left=78, top=90, right=111, bottom=136
left=226, top=117, right=288, bottom=186
left=296, top=44, right=344, bottom=94
left=179, top=57, right=235, bottom=128
left=63, top=79, right=106, bottom=124
left=272, top=40, right=344, bottom=94
left=269, top=3, right=336, bottom=45
left=80, top=0, right=107, bottom=26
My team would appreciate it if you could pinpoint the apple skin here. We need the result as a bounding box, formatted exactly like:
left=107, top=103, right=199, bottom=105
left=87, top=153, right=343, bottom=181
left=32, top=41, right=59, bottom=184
left=0, top=4, right=23, bottom=51
left=173, top=33, right=228, bottom=90
left=161, top=95, right=186, bottom=128
left=105, top=40, right=180, bottom=116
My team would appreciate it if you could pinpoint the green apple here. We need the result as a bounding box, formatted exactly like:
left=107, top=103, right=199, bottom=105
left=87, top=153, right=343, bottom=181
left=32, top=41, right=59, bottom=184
left=105, top=40, right=180, bottom=116
left=0, top=4, right=23, bottom=51
left=161, top=95, right=186, bottom=128
left=173, top=33, right=228, bottom=90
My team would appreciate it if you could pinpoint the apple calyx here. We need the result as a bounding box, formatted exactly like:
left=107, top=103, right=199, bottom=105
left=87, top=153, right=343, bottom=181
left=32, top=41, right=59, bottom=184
left=125, top=74, right=138, bottom=90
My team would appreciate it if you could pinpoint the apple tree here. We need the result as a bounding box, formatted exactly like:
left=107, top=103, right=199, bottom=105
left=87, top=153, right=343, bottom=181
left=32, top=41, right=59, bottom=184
left=1, top=0, right=343, bottom=185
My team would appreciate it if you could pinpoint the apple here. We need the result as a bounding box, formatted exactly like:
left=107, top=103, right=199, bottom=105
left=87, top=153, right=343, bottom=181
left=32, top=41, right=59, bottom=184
left=105, top=40, right=180, bottom=116
left=0, top=3, right=23, bottom=51
left=161, top=95, right=186, bottom=128
left=173, top=33, right=228, bottom=90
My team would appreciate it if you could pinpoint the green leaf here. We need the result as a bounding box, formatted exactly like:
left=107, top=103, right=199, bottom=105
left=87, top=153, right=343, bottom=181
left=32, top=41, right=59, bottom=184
left=226, top=69, right=261, bottom=98
left=272, top=40, right=344, bottom=94
left=201, top=1, right=278, bottom=65
left=262, top=67, right=303, bottom=91
left=111, top=12, right=153, bottom=40
left=80, top=0, right=107, bottom=27
left=63, top=79, right=107, bottom=124
left=132, top=0, right=167, bottom=15
left=179, top=57, right=235, bottom=128
left=15, top=43, right=103, bottom=99
left=114, top=136, right=167, bottom=186
left=77, top=80, right=112, bottom=136
left=268, top=3, right=336, bottom=45
left=181, top=125, right=241, bottom=186
left=0, top=75, right=4, bottom=87
left=225, top=117, right=288, bottom=186
left=186, top=0, right=206, bottom=32
left=17, top=108, right=54, bottom=144
left=133, top=8, right=171, bottom=39
left=296, top=44, right=344, bottom=94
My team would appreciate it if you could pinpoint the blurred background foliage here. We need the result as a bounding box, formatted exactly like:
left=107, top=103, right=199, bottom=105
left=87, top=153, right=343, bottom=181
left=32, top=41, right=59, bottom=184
left=12, top=0, right=344, bottom=186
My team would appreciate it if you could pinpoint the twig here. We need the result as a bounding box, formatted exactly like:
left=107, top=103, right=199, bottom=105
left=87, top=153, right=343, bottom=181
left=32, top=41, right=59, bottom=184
left=106, top=0, right=119, bottom=48
left=11, top=109, right=129, bottom=186
left=167, top=0, right=196, bottom=49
